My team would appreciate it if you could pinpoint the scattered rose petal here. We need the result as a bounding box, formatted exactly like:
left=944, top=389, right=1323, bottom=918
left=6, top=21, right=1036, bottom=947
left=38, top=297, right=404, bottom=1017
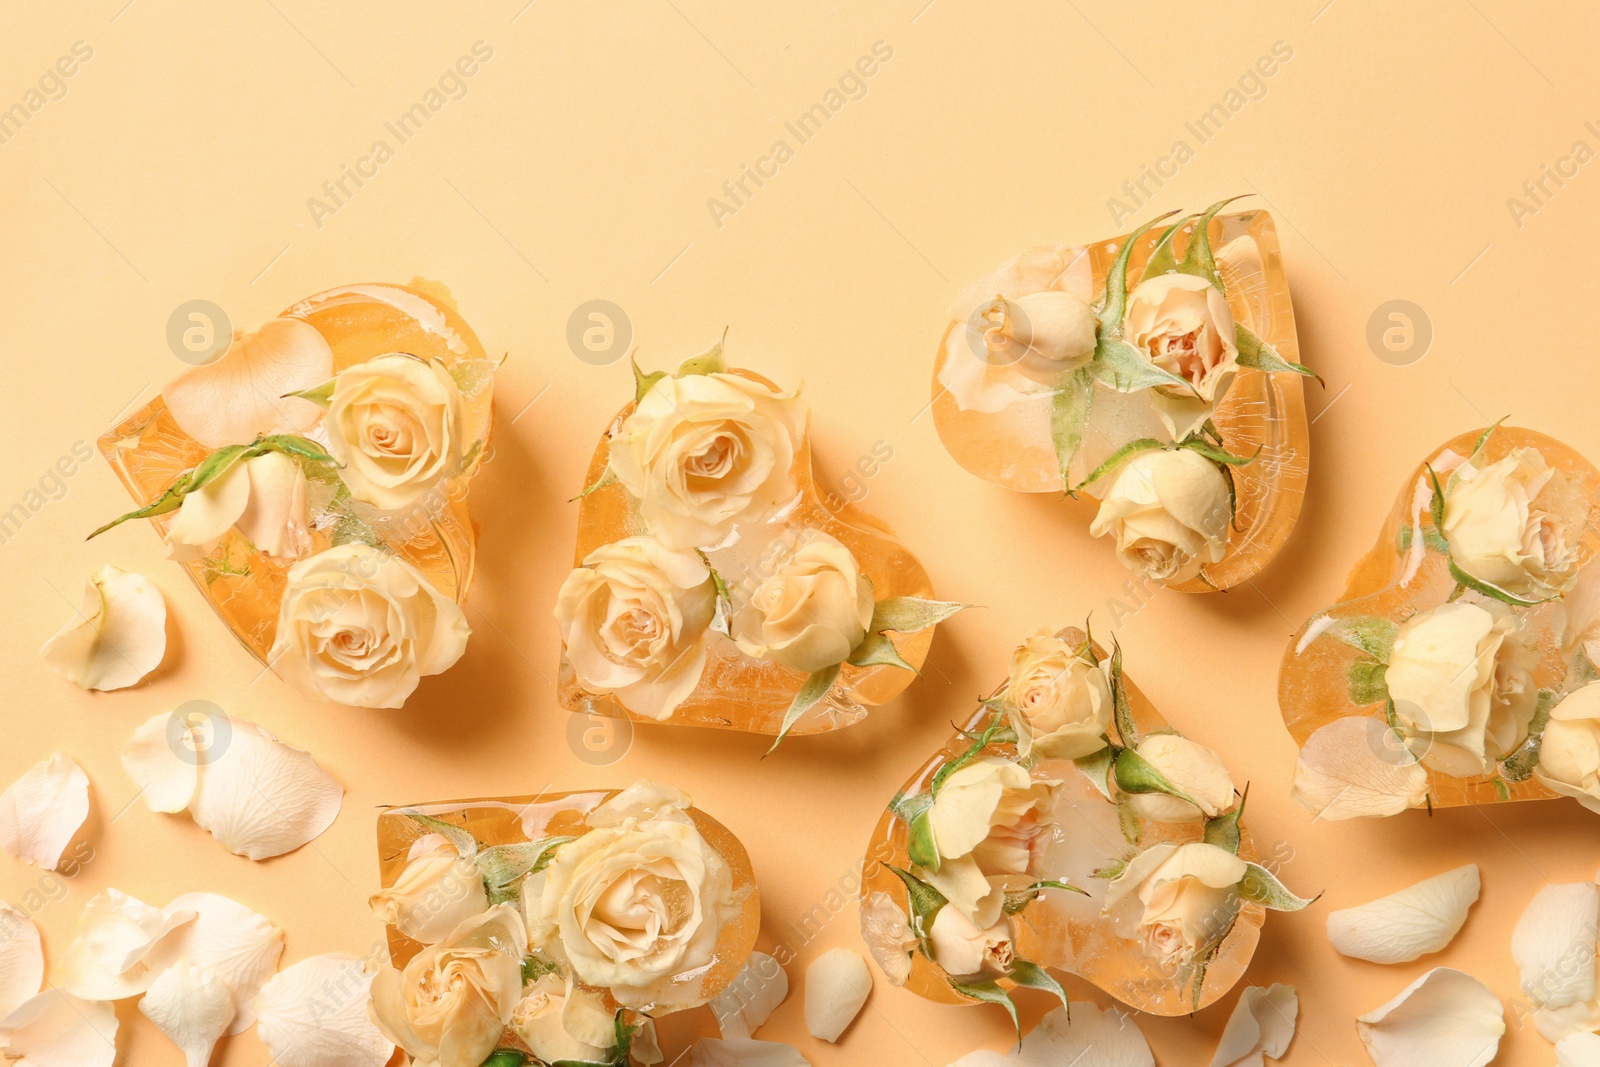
left=1512, top=881, right=1600, bottom=1041
left=711, top=951, right=788, bottom=1039
left=163, top=317, right=333, bottom=448
left=40, top=566, right=166, bottom=691
left=1356, top=967, right=1503, bottom=1067
left=0, top=990, right=118, bottom=1067
left=805, top=948, right=870, bottom=1042
left=1290, top=716, right=1430, bottom=820
left=0, top=904, right=43, bottom=1018
left=0, top=754, right=89, bottom=870
left=1327, top=865, right=1480, bottom=964
left=185, top=718, right=343, bottom=860
left=120, top=713, right=199, bottom=814
left=54, top=888, right=196, bottom=1000
left=1013, top=1003, right=1154, bottom=1067
left=1210, top=984, right=1297, bottom=1067
left=144, top=893, right=284, bottom=1034
left=138, top=958, right=233, bottom=1067
left=691, top=1037, right=812, bottom=1066
left=946, top=1054, right=1014, bottom=1067
left=860, top=891, right=917, bottom=987
left=1559, top=1031, right=1600, bottom=1067
left=256, top=954, right=394, bottom=1067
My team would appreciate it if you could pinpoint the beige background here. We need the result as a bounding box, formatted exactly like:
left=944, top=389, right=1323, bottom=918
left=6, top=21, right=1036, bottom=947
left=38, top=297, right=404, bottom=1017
left=3, top=1, right=1598, bottom=1064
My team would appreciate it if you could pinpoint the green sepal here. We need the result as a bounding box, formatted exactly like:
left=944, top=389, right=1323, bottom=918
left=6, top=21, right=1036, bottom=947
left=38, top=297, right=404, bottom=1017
left=1091, top=335, right=1191, bottom=393
left=1073, top=744, right=1116, bottom=801
left=1425, top=463, right=1448, bottom=534
left=481, top=1052, right=529, bottom=1067
left=676, top=332, right=728, bottom=378
left=1448, top=559, right=1556, bottom=607
left=476, top=836, right=575, bottom=904
left=1117, top=801, right=1141, bottom=845
left=1113, top=748, right=1203, bottom=810
left=886, top=863, right=948, bottom=949
left=1072, top=437, right=1164, bottom=493
left=520, top=953, right=562, bottom=983
left=1491, top=776, right=1511, bottom=801
left=1347, top=659, right=1389, bottom=706
left=765, top=663, right=841, bottom=756
left=1397, top=524, right=1450, bottom=555
left=1109, top=640, right=1139, bottom=747
left=949, top=980, right=1020, bottom=1044
left=931, top=712, right=1008, bottom=797
left=1202, top=783, right=1246, bottom=854
left=848, top=630, right=915, bottom=671
left=1174, top=195, right=1248, bottom=293
left=1326, top=617, right=1397, bottom=662
left=282, top=379, right=335, bottom=406
left=1138, top=215, right=1195, bottom=282
left=890, top=791, right=940, bottom=870
left=548, top=1009, right=639, bottom=1067
left=1092, top=856, right=1129, bottom=881
left=1049, top=365, right=1097, bottom=490
left=1501, top=689, right=1556, bottom=783
left=1006, top=958, right=1070, bottom=1016
left=1472, top=417, right=1509, bottom=458
left=1237, top=861, right=1319, bottom=911
left=1002, top=879, right=1088, bottom=916
left=1234, top=322, right=1321, bottom=383
left=632, top=356, right=667, bottom=403
left=399, top=810, right=480, bottom=860
left=1179, top=437, right=1260, bottom=468
left=569, top=468, right=618, bottom=503
left=870, top=596, right=966, bottom=634
left=703, top=556, right=734, bottom=637
left=1099, top=210, right=1180, bottom=329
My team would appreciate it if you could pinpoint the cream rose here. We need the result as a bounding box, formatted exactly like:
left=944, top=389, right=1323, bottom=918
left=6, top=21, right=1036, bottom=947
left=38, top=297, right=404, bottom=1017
left=1386, top=601, right=1539, bottom=776
left=921, top=757, right=1057, bottom=925
left=926, top=907, right=1014, bottom=979
left=1536, top=683, right=1600, bottom=814
left=326, top=353, right=467, bottom=512
left=1088, top=447, right=1230, bottom=584
left=1105, top=841, right=1246, bottom=968
left=531, top=810, right=733, bottom=1008
left=1001, top=631, right=1112, bottom=760
left=1124, top=273, right=1239, bottom=441
left=369, top=833, right=488, bottom=944
left=555, top=537, right=717, bottom=720
left=731, top=532, right=874, bottom=673
left=269, top=542, right=470, bottom=709
left=608, top=372, right=807, bottom=550
left=1445, top=448, right=1584, bottom=598
left=1125, top=733, right=1236, bottom=823
left=164, top=450, right=312, bottom=562
left=509, top=975, right=614, bottom=1064
left=369, top=904, right=527, bottom=1067
left=972, top=290, right=1098, bottom=383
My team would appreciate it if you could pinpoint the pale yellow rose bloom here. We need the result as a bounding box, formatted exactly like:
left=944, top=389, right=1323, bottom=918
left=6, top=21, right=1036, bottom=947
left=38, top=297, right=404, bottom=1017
left=164, top=451, right=312, bottom=562
left=1126, top=733, right=1236, bottom=823
left=921, top=757, right=1057, bottom=925
left=554, top=537, right=717, bottom=720
left=1444, top=448, right=1583, bottom=597
left=326, top=353, right=467, bottom=511
left=972, top=290, right=1098, bottom=383
left=1105, top=841, right=1246, bottom=968
left=1123, top=273, right=1239, bottom=441
left=1001, top=631, right=1111, bottom=760
left=368, top=904, right=527, bottom=1067
left=368, top=833, right=488, bottom=944
left=1536, top=682, right=1600, bottom=814
left=609, top=372, right=807, bottom=550
left=732, top=532, right=874, bottom=673
left=926, top=907, right=1014, bottom=979
left=1088, top=448, right=1230, bottom=584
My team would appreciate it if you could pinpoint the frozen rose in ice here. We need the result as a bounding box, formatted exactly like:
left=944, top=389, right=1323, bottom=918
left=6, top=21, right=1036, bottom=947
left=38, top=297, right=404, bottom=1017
left=732, top=532, right=874, bottom=674
left=1000, top=631, right=1111, bottom=761
left=1088, top=448, right=1230, bottom=584
left=325, top=353, right=467, bottom=512
left=509, top=974, right=613, bottom=1065
left=1104, top=841, right=1246, bottom=969
left=921, top=757, right=1056, bottom=926
left=269, top=543, right=470, bottom=709
left=555, top=536, right=716, bottom=720
left=1125, top=734, right=1235, bottom=823
left=1536, top=682, right=1600, bottom=814
left=971, top=291, right=1097, bottom=384
left=163, top=451, right=312, bottom=562
left=1444, top=447, right=1584, bottom=599
left=609, top=371, right=807, bottom=550
left=368, top=833, right=488, bottom=944
left=1123, top=274, right=1239, bottom=441
left=927, top=908, right=1013, bottom=980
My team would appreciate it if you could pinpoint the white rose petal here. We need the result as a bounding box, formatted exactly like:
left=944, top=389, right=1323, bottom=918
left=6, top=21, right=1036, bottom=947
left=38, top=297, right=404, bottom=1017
left=946, top=1054, right=1014, bottom=1067
left=40, top=565, right=166, bottom=691
left=586, top=779, right=694, bottom=829
left=120, top=713, right=199, bottom=814
left=0, top=904, right=43, bottom=1018
left=1326, top=864, right=1480, bottom=964
left=1536, top=683, right=1600, bottom=814
left=1290, top=716, right=1429, bottom=820
left=0, top=754, right=89, bottom=870
left=690, top=1037, right=812, bottom=1066
left=1355, top=967, right=1504, bottom=1067
left=1560, top=563, right=1600, bottom=667
left=1558, top=1032, right=1600, bottom=1067
left=1512, top=882, right=1599, bottom=1017
left=144, top=893, right=284, bottom=1034
left=0, top=990, right=118, bottom=1067
left=711, top=951, right=788, bottom=1039
left=256, top=954, right=395, bottom=1067
left=804, top=948, right=870, bottom=1042
left=163, top=317, right=333, bottom=448
left=1209, top=984, right=1297, bottom=1067
left=1126, top=733, right=1235, bottom=823
left=53, top=889, right=196, bottom=1001
left=185, top=718, right=343, bottom=860
left=165, top=451, right=312, bottom=562
left=1013, top=1002, right=1154, bottom=1067
left=138, top=958, right=234, bottom=1067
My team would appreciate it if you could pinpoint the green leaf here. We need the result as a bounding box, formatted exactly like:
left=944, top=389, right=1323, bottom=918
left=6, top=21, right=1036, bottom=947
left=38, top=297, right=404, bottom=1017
left=1179, top=437, right=1260, bottom=467
left=1501, top=689, right=1556, bottom=783
left=1109, top=641, right=1139, bottom=747
left=848, top=630, right=915, bottom=671
left=569, top=468, right=618, bottom=503
left=891, top=791, right=940, bottom=869
left=676, top=333, right=728, bottom=378
left=1007, top=959, right=1070, bottom=1015
left=766, top=664, right=841, bottom=755
left=1347, top=659, right=1389, bottom=706
left=949, top=980, right=1020, bottom=1043
left=1472, top=417, right=1509, bottom=458
left=1049, top=365, right=1097, bottom=490
left=1072, top=438, right=1164, bottom=493
left=281, top=379, right=335, bottom=406
left=632, top=356, right=666, bottom=403
left=476, top=836, right=575, bottom=904
left=886, top=863, right=947, bottom=944
left=1448, top=559, right=1556, bottom=607
left=1099, top=210, right=1179, bottom=330
left=1138, top=215, right=1194, bottom=282
left=1073, top=744, right=1116, bottom=801
left=87, top=473, right=196, bottom=539
left=1113, top=748, right=1203, bottom=810
left=399, top=810, right=480, bottom=859
left=1326, top=617, right=1398, bottom=662
left=1492, top=776, right=1511, bottom=801
left=1092, top=857, right=1129, bottom=881
left=1174, top=195, right=1247, bottom=292
left=1237, top=862, right=1318, bottom=912
left=482, top=1052, right=529, bottom=1067
left=1091, top=334, right=1190, bottom=393
left=1117, top=801, right=1141, bottom=845
left=1202, top=783, right=1246, bottom=854
left=1234, top=322, right=1320, bottom=382
left=870, top=596, right=966, bottom=635
left=1397, top=524, right=1449, bottom=554
left=521, top=953, right=562, bottom=983
left=932, top=713, right=1007, bottom=797
left=1425, top=463, right=1447, bottom=535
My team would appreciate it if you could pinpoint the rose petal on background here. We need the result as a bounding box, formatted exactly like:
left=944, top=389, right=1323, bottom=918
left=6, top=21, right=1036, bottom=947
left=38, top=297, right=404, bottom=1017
left=40, top=566, right=166, bottom=692
left=185, top=718, right=343, bottom=860
left=1014, top=1003, right=1154, bottom=1067
left=145, top=893, right=283, bottom=1034
left=163, top=317, right=333, bottom=448
left=1210, top=984, right=1297, bottom=1067
left=711, top=951, right=788, bottom=1040
left=256, top=954, right=394, bottom=1067
left=1559, top=1031, right=1600, bottom=1067
left=0, top=754, right=89, bottom=871
left=946, top=1054, right=1015, bottom=1067
left=804, top=948, right=870, bottom=1043
left=1512, top=882, right=1599, bottom=1012
left=1290, top=716, right=1429, bottom=820
left=138, top=958, right=234, bottom=1067
left=0, top=904, right=43, bottom=1018
left=0, top=990, right=119, bottom=1067
left=690, top=1037, right=812, bottom=1066
left=54, top=888, right=196, bottom=1001
left=1326, top=865, right=1480, bottom=964
left=1356, top=967, right=1503, bottom=1067
left=120, top=713, right=200, bottom=814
